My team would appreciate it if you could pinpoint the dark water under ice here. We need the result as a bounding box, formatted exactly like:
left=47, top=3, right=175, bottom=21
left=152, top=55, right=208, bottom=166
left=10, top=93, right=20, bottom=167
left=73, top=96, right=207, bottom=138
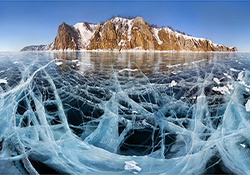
left=0, top=51, right=250, bottom=174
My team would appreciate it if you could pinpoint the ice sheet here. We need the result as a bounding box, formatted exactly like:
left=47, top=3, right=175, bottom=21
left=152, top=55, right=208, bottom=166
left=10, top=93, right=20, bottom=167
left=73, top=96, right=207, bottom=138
left=0, top=51, right=250, bottom=174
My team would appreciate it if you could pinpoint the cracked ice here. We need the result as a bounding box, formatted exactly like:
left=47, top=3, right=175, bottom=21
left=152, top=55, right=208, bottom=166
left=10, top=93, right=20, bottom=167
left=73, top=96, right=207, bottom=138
left=0, top=51, right=250, bottom=174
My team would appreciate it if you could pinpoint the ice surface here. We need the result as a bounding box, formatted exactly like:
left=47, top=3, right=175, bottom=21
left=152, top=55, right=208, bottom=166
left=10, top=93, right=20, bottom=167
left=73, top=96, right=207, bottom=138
left=0, top=51, right=250, bottom=174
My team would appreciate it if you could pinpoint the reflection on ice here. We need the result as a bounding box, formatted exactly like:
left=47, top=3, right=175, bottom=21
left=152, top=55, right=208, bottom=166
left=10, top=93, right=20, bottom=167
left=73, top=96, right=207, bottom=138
left=0, top=51, right=250, bottom=174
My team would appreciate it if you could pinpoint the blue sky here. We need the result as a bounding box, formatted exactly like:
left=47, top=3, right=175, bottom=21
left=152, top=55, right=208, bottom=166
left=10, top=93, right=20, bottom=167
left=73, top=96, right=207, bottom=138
left=0, top=0, right=250, bottom=51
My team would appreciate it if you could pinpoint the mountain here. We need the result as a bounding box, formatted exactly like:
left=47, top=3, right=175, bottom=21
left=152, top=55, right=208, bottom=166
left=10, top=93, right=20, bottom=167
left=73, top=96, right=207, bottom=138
left=20, top=45, right=48, bottom=51
left=21, top=17, right=237, bottom=52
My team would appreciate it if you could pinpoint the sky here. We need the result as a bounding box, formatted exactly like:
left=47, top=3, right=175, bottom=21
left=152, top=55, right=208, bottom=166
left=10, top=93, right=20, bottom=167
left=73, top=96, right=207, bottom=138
left=0, top=0, right=250, bottom=52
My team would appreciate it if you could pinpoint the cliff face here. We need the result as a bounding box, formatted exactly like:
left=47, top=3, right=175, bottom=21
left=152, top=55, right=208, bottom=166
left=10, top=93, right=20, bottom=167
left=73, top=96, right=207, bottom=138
left=52, top=22, right=80, bottom=50
left=21, top=17, right=237, bottom=52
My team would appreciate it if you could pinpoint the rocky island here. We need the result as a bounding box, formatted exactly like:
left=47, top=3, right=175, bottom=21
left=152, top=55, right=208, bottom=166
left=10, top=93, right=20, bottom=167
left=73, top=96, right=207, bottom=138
left=21, top=16, right=237, bottom=52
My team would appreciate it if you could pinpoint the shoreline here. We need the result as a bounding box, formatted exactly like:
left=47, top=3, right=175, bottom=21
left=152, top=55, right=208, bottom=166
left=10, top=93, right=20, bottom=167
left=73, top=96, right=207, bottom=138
left=15, top=49, right=241, bottom=53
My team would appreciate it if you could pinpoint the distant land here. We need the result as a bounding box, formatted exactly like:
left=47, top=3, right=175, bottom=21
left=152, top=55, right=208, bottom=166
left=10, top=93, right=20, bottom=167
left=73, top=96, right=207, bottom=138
left=21, top=16, right=237, bottom=52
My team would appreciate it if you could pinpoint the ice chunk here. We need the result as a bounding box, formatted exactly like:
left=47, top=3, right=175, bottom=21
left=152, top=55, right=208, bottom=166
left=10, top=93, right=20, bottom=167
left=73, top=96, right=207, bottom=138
left=230, top=68, right=238, bottom=72
left=0, top=79, right=7, bottom=84
left=238, top=71, right=244, bottom=80
left=0, top=86, right=3, bottom=108
left=240, top=143, right=246, bottom=148
left=245, top=100, right=250, bottom=112
left=213, top=78, right=220, bottom=84
left=56, top=62, right=63, bottom=66
left=169, top=80, right=177, bottom=87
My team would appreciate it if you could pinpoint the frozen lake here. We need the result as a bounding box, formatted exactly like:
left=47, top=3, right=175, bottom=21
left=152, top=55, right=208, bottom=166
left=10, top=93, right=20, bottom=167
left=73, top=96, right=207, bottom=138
left=0, top=51, right=250, bottom=174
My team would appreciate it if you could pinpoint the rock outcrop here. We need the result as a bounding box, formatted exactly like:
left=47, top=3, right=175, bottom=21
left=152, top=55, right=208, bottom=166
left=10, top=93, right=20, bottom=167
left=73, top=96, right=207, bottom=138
left=52, top=22, right=80, bottom=50
left=21, top=16, right=237, bottom=52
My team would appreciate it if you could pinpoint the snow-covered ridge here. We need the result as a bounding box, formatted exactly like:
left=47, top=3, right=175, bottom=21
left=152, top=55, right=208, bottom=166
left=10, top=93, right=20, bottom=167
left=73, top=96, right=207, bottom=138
left=109, top=17, right=214, bottom=47
left=162, top=27, right=225, bottom=48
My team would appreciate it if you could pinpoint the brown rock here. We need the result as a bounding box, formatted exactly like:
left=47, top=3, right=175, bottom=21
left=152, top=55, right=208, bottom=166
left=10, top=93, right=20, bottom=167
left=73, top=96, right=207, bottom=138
left=53, top=22, right=79, bottom=50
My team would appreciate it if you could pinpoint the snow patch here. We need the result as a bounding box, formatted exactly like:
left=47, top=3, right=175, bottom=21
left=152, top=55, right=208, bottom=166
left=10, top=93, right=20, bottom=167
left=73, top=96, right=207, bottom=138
left=118, top=39, right=127, bottom=47
left=152, top=28, right=163, bottom=45
left=74, top=22, right=97, bottom=48
left=56, top=62, right=63, bottom=66
left=212, top=86, right=230, bottom=94
left=118, top=68, right=138, bottom=73
left=111, top=17, right=134, bottom=41
left=124, top=160, right=142, bottom=173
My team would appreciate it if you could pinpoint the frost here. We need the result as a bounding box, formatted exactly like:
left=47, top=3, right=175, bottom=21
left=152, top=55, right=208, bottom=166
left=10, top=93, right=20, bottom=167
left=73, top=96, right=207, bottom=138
left=0, top=51, right=250, bottom=175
